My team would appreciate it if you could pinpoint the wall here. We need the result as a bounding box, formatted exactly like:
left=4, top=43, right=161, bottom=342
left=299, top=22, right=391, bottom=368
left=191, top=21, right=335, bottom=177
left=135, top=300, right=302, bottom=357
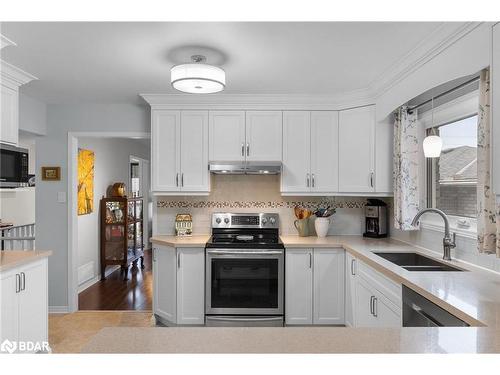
left=19, top=93, right=47, bottom=136
left=36, top=103, right=149, bottom=309
left=155, top=174, right=375, bottom=236
left=77, top=137, right=149, bottom=288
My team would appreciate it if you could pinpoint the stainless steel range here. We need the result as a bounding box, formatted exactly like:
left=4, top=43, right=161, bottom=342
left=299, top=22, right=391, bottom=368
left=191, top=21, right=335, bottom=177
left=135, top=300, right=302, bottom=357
left=205, top=213, right=284, bottom=327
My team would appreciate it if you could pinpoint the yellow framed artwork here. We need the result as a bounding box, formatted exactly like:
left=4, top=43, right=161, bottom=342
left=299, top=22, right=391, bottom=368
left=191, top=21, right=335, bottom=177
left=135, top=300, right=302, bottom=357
left=78, top=148, right=95, bottom=215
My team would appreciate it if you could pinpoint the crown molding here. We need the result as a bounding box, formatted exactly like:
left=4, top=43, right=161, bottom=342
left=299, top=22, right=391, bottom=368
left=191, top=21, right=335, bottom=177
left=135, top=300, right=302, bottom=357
left=140, top=88, right=374, bottom=110
left=0, top=34, right=17, bottom=50
left=369, top=22, right=484, bottom=98
left=1, top=60, right=38, bottom=88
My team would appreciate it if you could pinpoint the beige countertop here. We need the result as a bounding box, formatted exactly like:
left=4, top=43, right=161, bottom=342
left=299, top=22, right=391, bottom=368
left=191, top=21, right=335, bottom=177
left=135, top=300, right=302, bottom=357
left=151, top=235, right=210, bottom=247
left=0, top=250, right=52, bottom=272
left=82, top=326, right=500, bottom=353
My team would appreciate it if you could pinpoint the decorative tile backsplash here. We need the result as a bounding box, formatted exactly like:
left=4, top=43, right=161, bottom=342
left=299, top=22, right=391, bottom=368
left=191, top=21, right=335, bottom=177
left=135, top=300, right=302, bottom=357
left=154, top=175, right=387, bottom=236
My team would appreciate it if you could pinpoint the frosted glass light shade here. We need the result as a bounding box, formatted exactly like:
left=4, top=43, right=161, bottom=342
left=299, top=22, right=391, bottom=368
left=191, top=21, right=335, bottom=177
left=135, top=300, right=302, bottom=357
left=423, top=135, right=443, bottom=158
left=171, top=63, right=225, bottom=94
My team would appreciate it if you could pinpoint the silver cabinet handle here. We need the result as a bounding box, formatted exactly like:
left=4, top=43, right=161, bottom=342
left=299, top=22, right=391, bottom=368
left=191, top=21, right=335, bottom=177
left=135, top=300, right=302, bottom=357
left=15, top=274, right=20, bottom=293
left=370, top=172, right=374, bottom=188
left=181, top=173, right=184, bottom=187
left=370, top=296, right=374, bottom=315
left=246, top=143, right=250, bottom=157
left=177, top=252, right=181, bottom=268
left=306, top=173, right=310, bottom=188
left=21, top=272, right=25, bottom=291
left=351, top=259, right=356, bottom=276
left=309, top=252, right=312, bottom=268
left=311, top=174, right=315, bottom=188
left=373, top=297, right=378, bottom=317
left=241, top=143, right=245, bottom=157
left=176, top=173, right=179, bottom=187
left=152, top=248, right=156, bottom=262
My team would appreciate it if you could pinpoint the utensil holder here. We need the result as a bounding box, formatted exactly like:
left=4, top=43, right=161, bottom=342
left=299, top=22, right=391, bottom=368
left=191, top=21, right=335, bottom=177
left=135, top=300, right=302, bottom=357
left=294, top=218, right=310, bottom=237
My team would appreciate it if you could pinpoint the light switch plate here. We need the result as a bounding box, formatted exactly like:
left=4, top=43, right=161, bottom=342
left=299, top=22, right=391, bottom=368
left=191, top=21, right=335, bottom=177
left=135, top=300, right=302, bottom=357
left=57, top=192, right=66, bottom=203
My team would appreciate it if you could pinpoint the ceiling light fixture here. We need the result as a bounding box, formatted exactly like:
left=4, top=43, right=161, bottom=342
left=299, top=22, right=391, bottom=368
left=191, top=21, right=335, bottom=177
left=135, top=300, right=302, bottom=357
left=171, top=55, right=225, bottom=94
left=423, top=96, right=442, bottom=158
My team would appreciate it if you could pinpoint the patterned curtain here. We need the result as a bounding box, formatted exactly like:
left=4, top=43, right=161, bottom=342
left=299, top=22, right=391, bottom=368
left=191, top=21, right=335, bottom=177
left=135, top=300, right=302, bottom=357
left=393, top=106, right=420, bottom=230
left=477, top=68, right=500, bottom=256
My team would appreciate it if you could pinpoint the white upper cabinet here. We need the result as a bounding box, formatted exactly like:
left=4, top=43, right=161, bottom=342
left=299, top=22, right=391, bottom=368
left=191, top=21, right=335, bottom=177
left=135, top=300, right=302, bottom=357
left=152, top=110, right=180, bottom=192
left=151, top=110, right=209, bottom=194
left=310, top=111, right=339, bottom=193
left=209, top=111, right=246, bottom=161
left=282, top=111, right=311, bottom=193
left=245, top=111, right=282, bottom=161
left=339, top=105, right=375, bottom=193
left=0, top=84, right=19, bottom=145
left=180, top=111, right=209, bottom=192
left=282, top=111, right=339, bottom=194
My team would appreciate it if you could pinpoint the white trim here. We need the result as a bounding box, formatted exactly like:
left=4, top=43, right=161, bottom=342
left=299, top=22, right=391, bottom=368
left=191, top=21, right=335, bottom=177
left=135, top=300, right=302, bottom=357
left=67, top=131, right=150, bottom=313
left=0, top=59, right=38, bottom=88
left=281, top=192, right=393, bottom=197
left=77, top=265, right=120, bottom=293
left=371, top=23, right=483, bottom=98
left=49, top=306, right=70, bottom=314
left=140, top=92, right=374, bottom=111
left=0, top=34, right=17, bottom=50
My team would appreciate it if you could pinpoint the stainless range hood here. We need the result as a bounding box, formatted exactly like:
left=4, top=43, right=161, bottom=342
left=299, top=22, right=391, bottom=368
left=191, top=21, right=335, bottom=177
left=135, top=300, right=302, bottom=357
left=209, top=161, right=281, bottom=175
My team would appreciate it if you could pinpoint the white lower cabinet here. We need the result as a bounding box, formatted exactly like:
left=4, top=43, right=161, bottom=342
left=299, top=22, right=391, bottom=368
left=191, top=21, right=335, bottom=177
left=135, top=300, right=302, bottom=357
left=153, top=246, right=205, bottom=325
left=344, top=252, right=357, bottom=327
left=285, top=248, right=345, bottom=325
left=353, top=259, right=402, bottom=328
left=0, top=258, right=48, bottom=352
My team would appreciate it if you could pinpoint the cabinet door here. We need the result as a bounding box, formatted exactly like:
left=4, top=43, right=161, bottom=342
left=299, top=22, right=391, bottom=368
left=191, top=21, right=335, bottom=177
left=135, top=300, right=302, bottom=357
left=282, top=111, right=311, bottom=193
left=18, top=259, right=48, bottom=345
left=0, top=271, right=19, bottom=342
left=180, top=111, right=209, bottom=192
left=0, top=84, right=19, bottom=145
left=153, top=246, right=177, bottom=324
left=310, top=111, right=339, bottom=193
left=493, top=24, right=500, bottom=193
left=372, top=295, right=401, bottom=328
left=339, top=106, right=375, bottom=192
left=285, top=249, right=313, bottom=325
left=176, top=248, right=205, bottom=325
left=245, top=111, right=282, bottom=161
left=344, top=253, right=357, bottom=327
left=151, top=110, right=180, bottom=192
left=313, top=248, right=345, bottom=325
left=354, top=276, right=377, bottom=327
left=209, top=111, right=246, bottom=161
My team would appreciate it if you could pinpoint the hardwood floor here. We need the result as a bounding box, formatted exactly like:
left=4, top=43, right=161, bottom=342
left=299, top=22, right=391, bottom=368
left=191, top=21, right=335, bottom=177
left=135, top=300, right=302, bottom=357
left=78, top=249, right=152, bottom=310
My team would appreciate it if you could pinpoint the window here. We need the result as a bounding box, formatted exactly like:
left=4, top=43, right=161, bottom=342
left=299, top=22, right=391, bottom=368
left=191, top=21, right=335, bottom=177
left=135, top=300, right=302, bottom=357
left=427, top=115, right=478, bottom=220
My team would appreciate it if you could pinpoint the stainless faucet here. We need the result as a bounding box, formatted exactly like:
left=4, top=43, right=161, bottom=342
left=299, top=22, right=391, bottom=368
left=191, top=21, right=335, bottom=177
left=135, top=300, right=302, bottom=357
left=411, top=208, right=456, bottom=261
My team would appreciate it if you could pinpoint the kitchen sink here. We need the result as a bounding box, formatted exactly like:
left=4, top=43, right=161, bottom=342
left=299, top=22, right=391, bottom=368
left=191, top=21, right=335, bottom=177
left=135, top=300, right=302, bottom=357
left=373, top=252, right=465, bottom=272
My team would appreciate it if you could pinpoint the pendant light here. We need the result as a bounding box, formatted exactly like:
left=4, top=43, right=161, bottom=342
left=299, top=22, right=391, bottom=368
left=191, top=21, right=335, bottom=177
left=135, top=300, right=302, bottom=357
left=171, top=55, right=225, bottom=94
left=423, top=96, right=443, bottom=158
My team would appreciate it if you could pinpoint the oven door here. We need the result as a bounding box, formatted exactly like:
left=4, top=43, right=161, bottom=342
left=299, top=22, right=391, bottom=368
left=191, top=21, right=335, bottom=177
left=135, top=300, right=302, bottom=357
left=206, top=248, right=284, bottom=315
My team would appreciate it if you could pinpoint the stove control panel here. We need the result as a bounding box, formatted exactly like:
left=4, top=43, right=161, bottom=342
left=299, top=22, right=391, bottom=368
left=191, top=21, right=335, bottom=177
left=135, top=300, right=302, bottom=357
left=211, top=213, right=279, bottom=229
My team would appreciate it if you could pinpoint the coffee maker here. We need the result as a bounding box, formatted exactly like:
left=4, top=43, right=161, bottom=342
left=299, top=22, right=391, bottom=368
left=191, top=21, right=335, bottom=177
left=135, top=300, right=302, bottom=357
left=363, top=199, right=388, bottom=238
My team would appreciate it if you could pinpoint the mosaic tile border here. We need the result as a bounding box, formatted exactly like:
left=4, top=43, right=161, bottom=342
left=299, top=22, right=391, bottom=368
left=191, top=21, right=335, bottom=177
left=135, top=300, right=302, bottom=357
left=156, top=200, right=374, bottom=209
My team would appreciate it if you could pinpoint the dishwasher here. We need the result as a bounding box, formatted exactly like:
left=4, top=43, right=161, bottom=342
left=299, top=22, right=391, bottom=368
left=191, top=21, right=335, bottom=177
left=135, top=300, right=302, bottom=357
left=402, top=286, right=469, bottom=327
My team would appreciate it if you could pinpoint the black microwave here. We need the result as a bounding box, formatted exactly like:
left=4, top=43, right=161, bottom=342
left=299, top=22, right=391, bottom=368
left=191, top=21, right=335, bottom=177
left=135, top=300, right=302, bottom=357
left=0, top=143, right=29, bottom=188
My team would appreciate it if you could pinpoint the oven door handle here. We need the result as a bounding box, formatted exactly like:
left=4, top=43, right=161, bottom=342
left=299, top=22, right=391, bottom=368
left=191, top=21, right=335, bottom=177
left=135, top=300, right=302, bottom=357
left=206, top=249, right=283, bottom=255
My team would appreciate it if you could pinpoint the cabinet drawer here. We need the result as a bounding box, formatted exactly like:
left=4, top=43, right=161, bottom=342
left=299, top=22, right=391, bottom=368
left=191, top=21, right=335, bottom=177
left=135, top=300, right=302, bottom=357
left=358, top=260, right=401, bottom=308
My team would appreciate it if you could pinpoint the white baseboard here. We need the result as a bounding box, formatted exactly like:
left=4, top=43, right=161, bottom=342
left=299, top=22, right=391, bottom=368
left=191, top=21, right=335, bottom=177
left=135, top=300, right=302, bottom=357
left=49, top=306, right=70, bottom=313
left=77, top=265, right=121, bottom=293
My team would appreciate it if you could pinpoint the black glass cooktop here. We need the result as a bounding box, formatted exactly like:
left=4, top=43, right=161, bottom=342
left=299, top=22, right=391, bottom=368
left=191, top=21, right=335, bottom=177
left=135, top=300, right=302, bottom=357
left=205, top=229, right=284, bottom=249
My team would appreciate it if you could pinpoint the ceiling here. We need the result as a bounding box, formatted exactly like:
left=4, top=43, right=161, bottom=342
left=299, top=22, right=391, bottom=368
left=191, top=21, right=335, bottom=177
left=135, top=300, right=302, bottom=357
left=0, top=22, right=444, bottom=105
